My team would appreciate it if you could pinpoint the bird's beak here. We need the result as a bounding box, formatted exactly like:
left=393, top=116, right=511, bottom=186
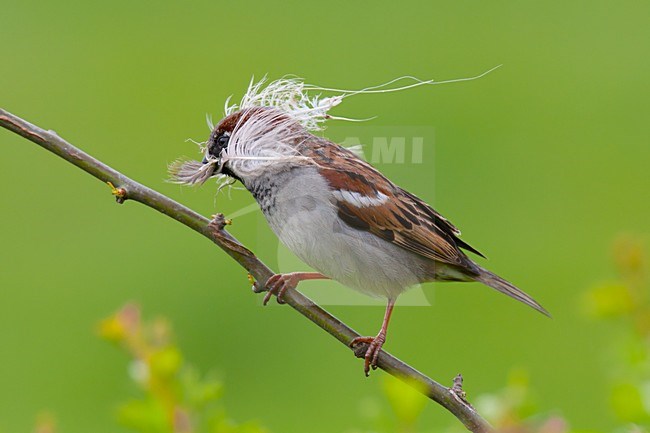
left=201, top=155, right=221, bottom=177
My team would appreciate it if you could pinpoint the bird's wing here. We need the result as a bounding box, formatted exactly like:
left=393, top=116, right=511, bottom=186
left=311, top=142, right=483, bottom=267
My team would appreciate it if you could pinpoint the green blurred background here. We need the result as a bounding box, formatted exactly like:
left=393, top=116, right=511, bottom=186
left=1, top=1, right=649, bottom=432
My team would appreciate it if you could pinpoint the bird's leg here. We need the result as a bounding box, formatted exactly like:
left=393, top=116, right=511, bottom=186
left=350, top=299, right=396, bottom=376
left=263, top=272, right=328, bottom=305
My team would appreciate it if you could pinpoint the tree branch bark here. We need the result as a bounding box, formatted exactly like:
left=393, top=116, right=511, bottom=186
left=0, top=107, right=493, bottom=433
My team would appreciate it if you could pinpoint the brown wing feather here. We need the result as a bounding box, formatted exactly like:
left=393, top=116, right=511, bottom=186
left=398, top=187, right=485, bottom=258
left=335, top=190, right=467, bottom=266
left=306, top=139, right=482, bottom=267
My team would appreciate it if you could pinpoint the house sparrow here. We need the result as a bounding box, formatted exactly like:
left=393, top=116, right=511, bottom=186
left=171, top=76, right=549, bottom=375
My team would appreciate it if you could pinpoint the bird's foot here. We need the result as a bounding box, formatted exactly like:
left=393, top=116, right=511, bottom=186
left=350, top=332, right=387, bottom=376
left=262, top=273, right=300, bottom=306
left=262, top=272, right=327, bottom=305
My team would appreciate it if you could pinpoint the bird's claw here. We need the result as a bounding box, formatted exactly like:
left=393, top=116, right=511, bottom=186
left=350, top=333, right=387, bottom=376
left=262, top=273, right=297, bottom=305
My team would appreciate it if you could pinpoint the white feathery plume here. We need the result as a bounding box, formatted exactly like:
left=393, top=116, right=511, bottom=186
left=226, top=65, right=501, bottom=132
left=226, top=76, right=343, bottom=132
left=205, top=113, right=214, bottom=131
left=222, top=107, right=313, bottom=178
left=170, top=66, right=501, bottom=186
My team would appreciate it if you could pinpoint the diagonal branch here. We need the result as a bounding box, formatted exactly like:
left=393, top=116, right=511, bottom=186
left=0, top=108, right=493, bottom=433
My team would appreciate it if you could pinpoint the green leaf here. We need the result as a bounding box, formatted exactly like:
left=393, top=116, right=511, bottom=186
left=583, top=283, right=635, bottom=318
left=117, top=398, right=170, bottom=433
left=149, top=347, right=183, bottom=379
left=181, top=367, right=224, bottom=408
left=382, top=375, right=427, bottom=425
left=610, top=382, right=649, bottom=423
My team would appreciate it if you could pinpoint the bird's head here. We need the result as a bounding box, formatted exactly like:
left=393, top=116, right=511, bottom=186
left=200, top=110, right=240, bottom=181
left=170, top=106, right=308, bottom=187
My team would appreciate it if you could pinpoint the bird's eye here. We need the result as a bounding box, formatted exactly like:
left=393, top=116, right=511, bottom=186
left=217, top=134, right=230, bottom=148
left=208, top=133, right=230, bottom=158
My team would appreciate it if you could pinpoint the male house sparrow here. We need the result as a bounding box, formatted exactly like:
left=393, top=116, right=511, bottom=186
left=171, top=77, right=549, bottom=375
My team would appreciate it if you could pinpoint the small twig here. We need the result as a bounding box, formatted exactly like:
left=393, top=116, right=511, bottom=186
left=0, top=107, right=493, bottom=433
left=450, top=373, right=474, bottom=409
left=107, top=181, right=127, bottom=204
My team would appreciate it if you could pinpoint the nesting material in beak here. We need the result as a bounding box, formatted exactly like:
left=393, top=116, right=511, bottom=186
left=168, top=158, right=217, bottom=185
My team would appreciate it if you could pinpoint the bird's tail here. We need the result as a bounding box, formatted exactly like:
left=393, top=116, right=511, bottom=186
left=474, top=266, right=550, bottom=317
